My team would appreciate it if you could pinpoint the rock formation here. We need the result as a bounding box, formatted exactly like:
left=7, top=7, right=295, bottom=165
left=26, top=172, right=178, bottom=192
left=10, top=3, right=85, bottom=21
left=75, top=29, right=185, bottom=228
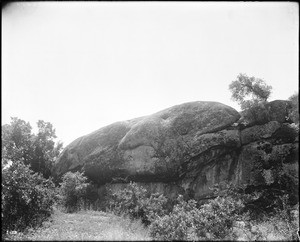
left=53, top=100, right=298, bottom=201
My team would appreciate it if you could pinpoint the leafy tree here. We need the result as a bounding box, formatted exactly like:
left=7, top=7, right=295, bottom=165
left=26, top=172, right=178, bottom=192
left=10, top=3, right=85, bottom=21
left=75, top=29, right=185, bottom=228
left=229, top=73, right=272, bottom=110
left=2, top=160, right=56, bottom=232
left=1, top=117, right=63, bottom=178
left=30, top=120, right=63, bottom=178
left=2, top=118, right=33, bottom=164
left=288, top=92, right=299, bottom=124
left=58, top=171, right=91, bottom=212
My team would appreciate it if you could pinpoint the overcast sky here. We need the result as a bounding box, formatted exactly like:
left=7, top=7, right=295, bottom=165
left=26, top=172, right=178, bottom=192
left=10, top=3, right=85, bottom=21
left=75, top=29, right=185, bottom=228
left=2, top=2, right=299, bottom=146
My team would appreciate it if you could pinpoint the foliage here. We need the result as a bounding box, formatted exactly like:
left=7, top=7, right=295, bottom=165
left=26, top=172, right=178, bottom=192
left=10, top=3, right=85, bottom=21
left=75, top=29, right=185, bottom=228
left=149, top=194, right=245, bottom=240
left=212, top=183, right=299, bottom=240
left=2, top=160, right=56, bottom=233
left=2, top=118, right=32, bottom=164
left=268, top=196, right=299, bottom=241
left=108, top=182, right=168, bottom=225
left=239, top=101, right=271, bottom=126
left=143, top=192, right=169, bottom=224
left=2, top=117, right=63, bottom=178
left=108, top=182, right=146, bottom=218
left=149, top=183, right=299, bottom=240
left=58, top=171, right=91, bottom=213
left=229, top=73, right=272, bottom=110
left=30, top=120, right=63, bottom=178
left=242, top=158, right=299, bottom=215
left=288, top=92, right=299, bottom=124
left=149, top=196, right=199, bottom=240
left=233, top=197, right=299, bottom=241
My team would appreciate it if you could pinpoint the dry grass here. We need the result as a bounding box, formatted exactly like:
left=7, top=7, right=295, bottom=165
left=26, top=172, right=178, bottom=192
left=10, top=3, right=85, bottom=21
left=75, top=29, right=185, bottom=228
left=4, top=207, right=298, bottom=241
left=3, top=208, right=151, bottom=241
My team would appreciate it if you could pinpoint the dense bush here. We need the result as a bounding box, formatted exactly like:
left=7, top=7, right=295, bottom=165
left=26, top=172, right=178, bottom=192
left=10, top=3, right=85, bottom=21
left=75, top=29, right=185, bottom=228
left=2, top=160, right=56, bottom=233
left=58, top=171, right=91, bottom=213
left=269, top=195, right=299, bottom=241
left=142, top=192, right=168, bottom=224
left=108, top=182, right=168, bottom=225
left=149, top=196, right=200, bottom=240
left=108, top=182, right=146, bottom=218
left=149, top=194, right=245, bottom=240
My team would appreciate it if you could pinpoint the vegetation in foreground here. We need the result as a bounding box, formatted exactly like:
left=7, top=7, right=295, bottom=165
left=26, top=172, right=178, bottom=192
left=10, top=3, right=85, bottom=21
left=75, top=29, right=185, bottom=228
left=2, top=74, right=299, bottom=240
left=106, top=182, right=299, bottom=241
left=3, top=178, right=299, bottom=241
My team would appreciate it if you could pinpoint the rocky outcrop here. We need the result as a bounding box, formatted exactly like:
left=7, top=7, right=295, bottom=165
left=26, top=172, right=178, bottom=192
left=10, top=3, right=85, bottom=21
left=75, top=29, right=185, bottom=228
left=53, top=100, right=298, bottom=200
left=236, top=141, right=298, bottom=185
left=54, top=101, right=241, bottom=184
left=238, top=100, right=293, bottom=126
left=240, top=121, right=281, bottom=145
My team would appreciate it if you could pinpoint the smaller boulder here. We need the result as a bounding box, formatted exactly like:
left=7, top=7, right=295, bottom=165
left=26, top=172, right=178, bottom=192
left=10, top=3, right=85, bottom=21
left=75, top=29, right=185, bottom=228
left=238, top=100, right=292, bottom=127
left=240, top=121, right=281, bottom=145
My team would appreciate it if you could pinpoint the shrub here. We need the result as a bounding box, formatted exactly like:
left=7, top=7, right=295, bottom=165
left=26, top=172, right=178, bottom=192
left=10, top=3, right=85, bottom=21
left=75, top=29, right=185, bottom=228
left=58, top=171, right=91, bottom=212
left=2, top=160, right=56, bottom=233
left=234, top=198, right=299, bottom=241
left=150, top=193, right=245, bottom=241
left=269, top=195, right=299, bottom=240
left=149, top=195, right=200, bottom=240
left=142, top=192, right=168, bottom=224
left=108, top=182, right=146, bottom=218
left=108, top=182, right=168, bottom=225
left=195, top=196, right=244, bottom=240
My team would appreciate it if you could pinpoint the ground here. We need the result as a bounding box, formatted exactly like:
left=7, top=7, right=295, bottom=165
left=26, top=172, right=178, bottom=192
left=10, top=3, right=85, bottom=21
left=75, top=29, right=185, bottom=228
left=3, top=207, right=298, bottom=241
left=4, top=208, right=150, bottom=241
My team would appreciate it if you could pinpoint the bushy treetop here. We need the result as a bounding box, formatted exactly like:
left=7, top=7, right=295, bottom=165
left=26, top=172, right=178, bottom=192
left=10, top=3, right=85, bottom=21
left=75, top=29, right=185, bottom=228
left=2, top=117, right=63, bottom=178
left=229, top=73, right=272, bottom=110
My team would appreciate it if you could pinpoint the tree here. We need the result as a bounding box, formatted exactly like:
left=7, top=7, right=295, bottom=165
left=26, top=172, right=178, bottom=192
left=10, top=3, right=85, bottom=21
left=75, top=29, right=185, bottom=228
left=59, top=171, right=90, bottom=212
left=229, top=73, right=272, bottom=110
left=288, top=92, right=299, bottom=124
left=1, top=117, right=63, bottom=178
left=2, top=160, right=56, bottom=232
left=31, top=120, right=63, bottom=178
left=2, top=118, right=33, bottom=165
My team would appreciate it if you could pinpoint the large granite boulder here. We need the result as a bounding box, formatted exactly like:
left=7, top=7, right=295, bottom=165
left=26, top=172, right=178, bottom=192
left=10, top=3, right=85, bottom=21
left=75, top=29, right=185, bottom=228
left=54, top=101, right=241, bottom=184
left=53, top=100, right=298, bottom=201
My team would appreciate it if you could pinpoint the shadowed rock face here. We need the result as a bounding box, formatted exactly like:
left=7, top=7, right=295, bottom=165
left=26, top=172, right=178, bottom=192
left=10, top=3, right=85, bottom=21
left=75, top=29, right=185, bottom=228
left=53, top=100, right=298, bottom=200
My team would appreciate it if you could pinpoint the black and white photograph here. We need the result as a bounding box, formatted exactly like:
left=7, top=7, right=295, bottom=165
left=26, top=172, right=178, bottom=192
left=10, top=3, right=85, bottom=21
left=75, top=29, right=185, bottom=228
left=2, top=2, right=299, bottom=241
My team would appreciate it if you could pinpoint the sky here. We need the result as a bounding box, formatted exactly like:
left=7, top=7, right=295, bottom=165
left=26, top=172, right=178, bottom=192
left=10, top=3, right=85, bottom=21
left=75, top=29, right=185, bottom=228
left=2, top=2, right=299, bottom=146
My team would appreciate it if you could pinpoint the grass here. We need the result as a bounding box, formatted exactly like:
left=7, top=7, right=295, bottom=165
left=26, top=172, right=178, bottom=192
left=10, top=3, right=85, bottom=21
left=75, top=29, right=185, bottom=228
left=3, top=208, right=151, bottom=241
left=3, top=207, right=298, bottom=241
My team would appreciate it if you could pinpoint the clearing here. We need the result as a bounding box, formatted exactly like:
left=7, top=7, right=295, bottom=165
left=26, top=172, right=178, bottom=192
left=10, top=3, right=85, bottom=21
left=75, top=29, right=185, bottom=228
left=4, top=208, right=151, bottom=241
